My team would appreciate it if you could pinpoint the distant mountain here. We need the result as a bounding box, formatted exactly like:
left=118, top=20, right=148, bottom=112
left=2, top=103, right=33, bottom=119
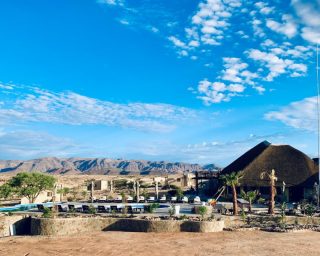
left=0, top=157, right=221, bottom=175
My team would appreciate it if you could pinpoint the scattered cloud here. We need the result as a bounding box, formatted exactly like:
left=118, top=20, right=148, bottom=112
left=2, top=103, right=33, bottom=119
left=265, top=96, right=318, bottom=132
left=168, top=0, right=242, bottom=57
left=196, top=79, right=245, bottom=104
left=97, top=0, right=124, bottom=7
left=266, top=14, right=297, bottom=38
left=247, top=49, right=307, bottom=81
left=0, top=129, right=81, bottom=160
left=0, top=84, right=196, bottom=133
left=292, top=0, right=320, bottom=44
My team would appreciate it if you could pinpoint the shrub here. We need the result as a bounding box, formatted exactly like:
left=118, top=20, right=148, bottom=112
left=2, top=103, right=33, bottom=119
left=168, top=206, right=175, bottom=217
left=88, top=205, right=96, bottom=214
left=305, top=204, right=315, bottom=217
left=198, top=206, right=208, bottom=219
left=148, top=203, right=160, bottom=213
left=42, top=207, right=53, bottom=218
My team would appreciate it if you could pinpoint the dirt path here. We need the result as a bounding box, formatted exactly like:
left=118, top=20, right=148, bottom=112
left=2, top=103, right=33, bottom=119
left=0, top=231, right=319, bottom=256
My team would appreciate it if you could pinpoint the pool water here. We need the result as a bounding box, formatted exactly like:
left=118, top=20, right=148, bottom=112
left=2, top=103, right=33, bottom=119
left=0, top=202, right=53, bottom=212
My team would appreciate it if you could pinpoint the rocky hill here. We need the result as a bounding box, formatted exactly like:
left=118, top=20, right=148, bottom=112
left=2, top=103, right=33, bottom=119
left=0, top=157, right=220, bottom=175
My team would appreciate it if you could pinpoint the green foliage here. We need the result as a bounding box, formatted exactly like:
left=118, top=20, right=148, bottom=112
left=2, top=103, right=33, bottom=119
left=280, top=202, right=286, bottom=226
left=81, top=190, right=87, bottom=198
left=121, top=192, right=126, bottom=203
left=175, top=188, right=184, bottom=199
left=305, top=204, right=316, bottom=217
left=220, top=172, right=243, bottom=187
left=148, top=203, right=160, bottom=213
left=42, top=207, right=53, bottom=218
left=7, top=173, right=56, bottom=203
left=179, top=214, right=188, bottom=220
left=88, top=205, right=96, bottom=214
left=168, top=206, right=175, bottom=217
left=198, top=206, right=208, bottom=219
left=57, top=187, right=70, bottom=196
left=114, top=179, right=128, bottom=189
left=240, top=190, right=258, bottom=202
left=141, top=188, right=149, bottom=198
left=240, top=208, right=247, bottom=222
left=0, top=184, right=12, bottom=199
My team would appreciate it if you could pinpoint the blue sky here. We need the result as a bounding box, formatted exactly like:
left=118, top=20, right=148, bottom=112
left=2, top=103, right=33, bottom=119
left=0, top=0, right=320, bottom=166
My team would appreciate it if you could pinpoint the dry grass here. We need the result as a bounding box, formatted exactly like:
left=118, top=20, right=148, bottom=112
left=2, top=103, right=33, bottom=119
left=0, top=230, right=319, bottom=256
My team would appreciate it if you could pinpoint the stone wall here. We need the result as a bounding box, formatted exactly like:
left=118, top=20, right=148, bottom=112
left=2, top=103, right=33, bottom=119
left=30, top=217, right=225, bottom=236
left=223, top=215, right=320, bottom=227
left=0, top=214, right=31, bottom=237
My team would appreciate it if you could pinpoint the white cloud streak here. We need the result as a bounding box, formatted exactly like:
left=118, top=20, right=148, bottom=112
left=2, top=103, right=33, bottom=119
left=265, top=96, right=318, bottom=132
left=0, top=85, right=196, bottom=133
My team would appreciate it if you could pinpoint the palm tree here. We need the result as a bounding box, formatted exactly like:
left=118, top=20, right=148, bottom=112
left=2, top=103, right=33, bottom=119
left=240, top=190, right=258, bottom=213
left=57, top=187, right=70, bottom=202
left=260, top=169, right=278, bottom=214
left=220, top=172, right=243, bottom=215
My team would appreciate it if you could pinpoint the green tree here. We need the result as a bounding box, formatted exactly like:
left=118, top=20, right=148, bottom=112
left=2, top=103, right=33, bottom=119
left=57, top=187, right=70, bottom=202
left=0, top=184, right=12, bottom=199
left=240, top=190, right=258, bottom=213
left=175, top=188, right=184, bottom=199
left=8, top=173, right=56, bottom=203
left=220, top=172, right=243, bottom=215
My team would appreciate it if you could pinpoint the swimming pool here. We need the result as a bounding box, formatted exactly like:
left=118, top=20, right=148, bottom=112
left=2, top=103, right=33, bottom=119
left=0, top=202, right=53, bottom=212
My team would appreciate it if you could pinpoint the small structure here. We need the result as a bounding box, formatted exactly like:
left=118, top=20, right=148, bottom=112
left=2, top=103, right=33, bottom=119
left=87, top=180, right=110, bottom=191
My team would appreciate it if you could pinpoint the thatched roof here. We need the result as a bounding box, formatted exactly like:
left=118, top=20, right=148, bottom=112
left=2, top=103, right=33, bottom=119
left=221, top=141, right=318, bottom=188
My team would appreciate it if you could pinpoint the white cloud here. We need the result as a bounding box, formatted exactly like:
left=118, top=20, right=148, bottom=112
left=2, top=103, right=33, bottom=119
left=0, top=129, right=80, bottom=160
left=196, top=79, right=245, bottom=105
left=266, top=15, right=297, bottom=38
left=97, top=0, right=124, bottom=6
left=265, top=96, right=318, bottom=132
left=168, top=0, right=242, bottom=56
left=301, top=27, right=320, bottom=44
left=247, top=49, right=307, bottom=81
left=221, top=57, right=249, bottom=83
left=292, top=0, right=320, bottom=44
left=0, top=85, right=196, bottom=133
left=254, top=2, right=274, bottom=15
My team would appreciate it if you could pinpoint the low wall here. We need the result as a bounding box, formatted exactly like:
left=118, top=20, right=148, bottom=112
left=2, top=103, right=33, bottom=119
left=0, top=214, right=31, bottom=237
left=223, top=215, right=320, bottom=228
left=30, top=217, right=225, bottom=236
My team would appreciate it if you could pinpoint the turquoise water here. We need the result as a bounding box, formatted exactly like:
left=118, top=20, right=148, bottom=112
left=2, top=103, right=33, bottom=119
left=0, top=202, right=53, bottom=212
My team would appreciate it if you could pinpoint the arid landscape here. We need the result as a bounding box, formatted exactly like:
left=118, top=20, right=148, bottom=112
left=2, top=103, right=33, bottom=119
left=1, top=231, right=319, bottom=256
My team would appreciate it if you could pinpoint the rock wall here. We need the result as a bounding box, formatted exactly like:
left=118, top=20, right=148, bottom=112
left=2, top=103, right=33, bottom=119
left=30, top=217, right=225, bottom=236
left=0, top=214, right=31, bottom=237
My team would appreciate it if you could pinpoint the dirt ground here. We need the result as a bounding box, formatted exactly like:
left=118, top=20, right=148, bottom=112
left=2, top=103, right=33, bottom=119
left=0, top=231, right=319, bottom=256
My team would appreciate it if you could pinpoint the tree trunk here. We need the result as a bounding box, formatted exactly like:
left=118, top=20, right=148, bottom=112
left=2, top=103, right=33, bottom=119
left=91, top=181, right=94, bottom=204
left=136, top=181, right=140, bottom=203
left=232, top=185, right=238, bottom=215
left=269, top=181, right=275, bottom=214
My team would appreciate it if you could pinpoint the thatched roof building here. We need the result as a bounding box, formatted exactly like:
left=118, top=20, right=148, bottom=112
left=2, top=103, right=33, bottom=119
left=222, top=141, right=318, bottom=187
left=221, top=141, right=319, bottom=201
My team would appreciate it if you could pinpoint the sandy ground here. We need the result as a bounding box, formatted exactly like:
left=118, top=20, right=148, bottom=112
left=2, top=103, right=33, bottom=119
left=0, top=231, right=319, bottom=256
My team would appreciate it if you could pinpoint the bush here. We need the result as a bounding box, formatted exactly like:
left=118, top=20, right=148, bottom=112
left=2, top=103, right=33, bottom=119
left=148, top=203, right=160, bottom=213
left=305, top=204, right=316, bottom=217
left=88, top=205, right=96, bottom=214
left=168, top=206, right=175, bottom=217
left=198, top=206, right=208, bottom=219
left=42, top=207, right=53, bottom=218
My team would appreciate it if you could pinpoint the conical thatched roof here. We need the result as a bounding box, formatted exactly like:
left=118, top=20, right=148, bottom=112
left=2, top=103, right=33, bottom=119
left=221, top=141, right=318, bottom=187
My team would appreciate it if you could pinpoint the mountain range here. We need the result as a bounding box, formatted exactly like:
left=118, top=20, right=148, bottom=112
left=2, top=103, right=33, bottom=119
left=0, top=157, right=220, bottom=175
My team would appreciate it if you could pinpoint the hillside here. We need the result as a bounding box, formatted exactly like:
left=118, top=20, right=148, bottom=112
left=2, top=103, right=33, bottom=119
left=0, top=157, right=220, bottom=175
